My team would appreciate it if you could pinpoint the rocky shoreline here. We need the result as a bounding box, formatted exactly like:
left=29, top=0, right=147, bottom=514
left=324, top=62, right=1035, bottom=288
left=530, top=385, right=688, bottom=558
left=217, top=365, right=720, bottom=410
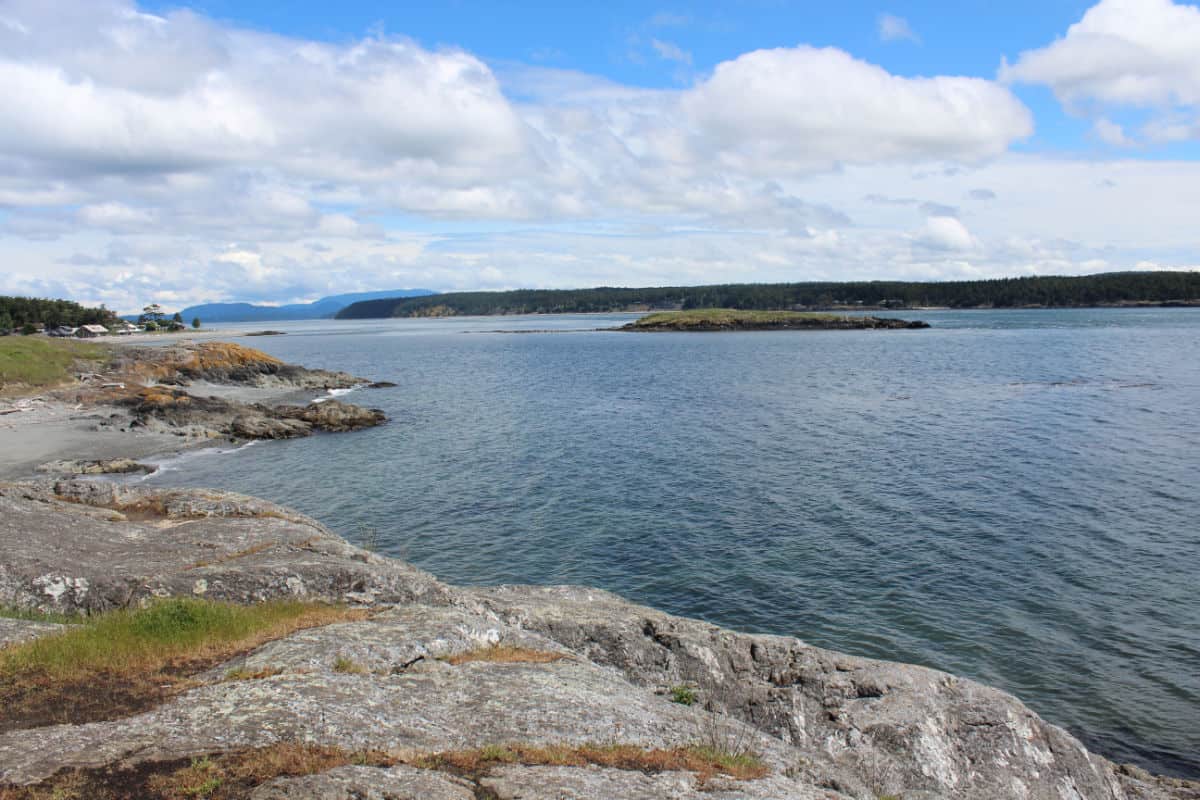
left=0, top=340, right=388, bottom=480
left=621, top=310, right=931, bottom=332
left=1, top=481, right=1196, bottom=799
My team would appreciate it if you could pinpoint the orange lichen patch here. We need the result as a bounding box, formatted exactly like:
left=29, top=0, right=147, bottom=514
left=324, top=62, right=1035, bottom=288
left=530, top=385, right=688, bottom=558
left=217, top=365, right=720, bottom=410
left=134, top=386, right=191, bottom=407
left=442, top=645, right=568, bottom=666
left=183, top=342, right=282, bottom=373
left=414, top=743, right=769, bottom=783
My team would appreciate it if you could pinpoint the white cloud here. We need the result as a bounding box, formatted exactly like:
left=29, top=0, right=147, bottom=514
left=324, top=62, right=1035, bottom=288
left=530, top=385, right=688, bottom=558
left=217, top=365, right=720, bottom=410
left=1001, top=0, right=1200, bottom=141
left=878, top=13, right=920, bottom=43
left=650, top=38, right=692, bottom=64
left=682, top=47, right=1031, bottom=172
left=916, top=216, right=977, bottom=251
left=0, top=0, right=1191, bottom=312
left=1093, top=118, right=1135, bottom=146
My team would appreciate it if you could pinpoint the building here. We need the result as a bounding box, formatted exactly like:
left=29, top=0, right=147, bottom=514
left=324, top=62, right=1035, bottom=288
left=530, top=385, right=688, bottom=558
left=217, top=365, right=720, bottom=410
left=111, top=322, right=141, bottom=335
left=48, top=326, right=78, bottom=337
left=75, top=324, right=110, bottom=338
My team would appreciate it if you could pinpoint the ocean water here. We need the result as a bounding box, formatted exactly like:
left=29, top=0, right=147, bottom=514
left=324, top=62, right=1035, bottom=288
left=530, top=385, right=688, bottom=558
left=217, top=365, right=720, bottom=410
left=142, top=309, right=1200, bottom=777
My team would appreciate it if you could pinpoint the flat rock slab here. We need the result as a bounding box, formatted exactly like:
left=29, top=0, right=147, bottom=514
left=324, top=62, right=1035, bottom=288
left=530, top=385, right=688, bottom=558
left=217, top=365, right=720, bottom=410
left=217, top=605, right=574, bottom=678
left=0, top=617, right=66, bottom=648
left=481, top=765, right=831, bottom=800
left=249, top=765, right=476, bottom=800
left=0, top=481, right=449, bottom=613
left=0, top=653, right=788, bottom=787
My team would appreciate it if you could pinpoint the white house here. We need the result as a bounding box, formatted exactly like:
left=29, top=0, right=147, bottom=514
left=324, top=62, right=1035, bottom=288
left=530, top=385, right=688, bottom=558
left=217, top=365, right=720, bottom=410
left=75, top=324, right=110, bottom=338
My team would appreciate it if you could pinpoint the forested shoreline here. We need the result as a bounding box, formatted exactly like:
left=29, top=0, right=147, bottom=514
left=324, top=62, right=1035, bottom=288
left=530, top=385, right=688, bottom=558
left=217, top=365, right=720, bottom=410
left=0, top=296, right=117, bottom=331
left=336, top=271, right=1200, bottom=319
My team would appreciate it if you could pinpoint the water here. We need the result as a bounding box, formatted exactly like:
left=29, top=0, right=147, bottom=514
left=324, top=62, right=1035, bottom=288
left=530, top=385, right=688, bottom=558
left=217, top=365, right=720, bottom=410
left=143, top=309, right=1200, bottom=777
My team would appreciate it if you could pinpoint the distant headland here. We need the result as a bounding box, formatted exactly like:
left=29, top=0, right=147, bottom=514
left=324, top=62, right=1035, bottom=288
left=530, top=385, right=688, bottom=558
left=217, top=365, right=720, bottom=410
left=335, top=271, right=1200, bottom=319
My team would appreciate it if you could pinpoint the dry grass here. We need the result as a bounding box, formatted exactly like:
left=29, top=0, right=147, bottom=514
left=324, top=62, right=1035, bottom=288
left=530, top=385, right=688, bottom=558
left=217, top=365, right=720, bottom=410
left=442, top=644, right=567, bottom=666
left=222, top=666, right=284, bottom=682
left=0, top=599, right=364, bottom=731
left=331, top=655, right=368, bottom=674
left=0, top=740, right=769, bottom=799
left=0, top=744, right=395, bottom=800
left=415, top=742, right=768, bottom=783
left=189, top=542, right=277, bottom=569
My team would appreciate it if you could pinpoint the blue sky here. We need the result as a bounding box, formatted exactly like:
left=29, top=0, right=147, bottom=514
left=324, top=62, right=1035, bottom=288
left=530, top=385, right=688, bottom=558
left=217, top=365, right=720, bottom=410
left=2, top=0, right=1199, bottom=310
left=157, top=0, right=1094, bottom=144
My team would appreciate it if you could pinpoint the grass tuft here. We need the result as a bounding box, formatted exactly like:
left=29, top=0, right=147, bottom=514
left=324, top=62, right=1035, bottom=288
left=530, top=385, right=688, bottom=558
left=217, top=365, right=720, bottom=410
left=669, top=685, right=698, bottom=706
left=332, top=655, right=368, bottom=674
left=0, top=598, right=363, bottom=731
left=442, top=644, right=567, bottom=666
left=414, top=742, right=768, bottom=782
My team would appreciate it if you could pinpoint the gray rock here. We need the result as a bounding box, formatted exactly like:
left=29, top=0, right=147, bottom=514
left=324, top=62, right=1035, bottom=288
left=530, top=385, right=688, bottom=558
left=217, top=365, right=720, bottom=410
left=0, top=482, right=1196, bottom=800
left=481, top=765, right=830, bottom=800
left=0, top=481, right=448, bottom=613
left=0, top=617, right=66, bottom=648
left=35, top=458, right=155, bottom=475
left=272, top=400, right=387, bottom=433
left=249, top=765, right=475, bottom=799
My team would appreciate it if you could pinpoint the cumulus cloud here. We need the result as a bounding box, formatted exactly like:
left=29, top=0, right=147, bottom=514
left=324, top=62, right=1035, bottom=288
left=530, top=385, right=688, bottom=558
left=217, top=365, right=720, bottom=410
left=683, top=47, right=1032, bottom=172
left=1002, top=0, right=1200, bottom=141
left=1093, top=118, right=1135, bottom=146
left=5, top=0, right=1182, bottom=313
left=916, top=216, right=977, bottom=251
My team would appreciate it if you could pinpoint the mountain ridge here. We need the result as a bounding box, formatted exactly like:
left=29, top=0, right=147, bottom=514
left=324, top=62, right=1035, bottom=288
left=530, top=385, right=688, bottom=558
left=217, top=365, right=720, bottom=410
left=180, top=289, right=435, bottom=323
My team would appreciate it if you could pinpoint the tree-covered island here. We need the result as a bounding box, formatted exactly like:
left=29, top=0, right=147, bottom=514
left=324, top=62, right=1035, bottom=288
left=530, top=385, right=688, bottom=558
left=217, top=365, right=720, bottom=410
left=336, top=271, right=1200, bottom=319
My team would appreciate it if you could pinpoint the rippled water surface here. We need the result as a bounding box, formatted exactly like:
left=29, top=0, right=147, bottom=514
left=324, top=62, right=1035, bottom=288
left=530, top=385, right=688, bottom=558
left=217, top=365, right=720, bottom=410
left=144, top=309, right=1200, bottom=777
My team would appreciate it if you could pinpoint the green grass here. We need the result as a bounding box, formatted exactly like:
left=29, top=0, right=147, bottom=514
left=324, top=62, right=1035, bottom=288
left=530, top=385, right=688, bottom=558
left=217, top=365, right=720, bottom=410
left=631, top=309, right=840, bottom=328
left=0, top=336, right=108, bottom=390
left=0, top=598, right=351, bottom=681
left=684, top=744, right=768, bottom=777
left=669, top=685, right=698, bottom=706
left=331, top=655, right=368, bottom=674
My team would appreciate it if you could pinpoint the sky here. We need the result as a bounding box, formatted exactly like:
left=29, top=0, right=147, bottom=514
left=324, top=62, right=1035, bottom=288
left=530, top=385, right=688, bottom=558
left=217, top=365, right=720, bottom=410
left=1, top=0, right=1200, bottom=312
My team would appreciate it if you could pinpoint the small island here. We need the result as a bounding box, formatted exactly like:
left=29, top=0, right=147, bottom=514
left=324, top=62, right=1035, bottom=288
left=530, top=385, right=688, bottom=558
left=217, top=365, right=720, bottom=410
left=620, top=309, right=930, bottom=331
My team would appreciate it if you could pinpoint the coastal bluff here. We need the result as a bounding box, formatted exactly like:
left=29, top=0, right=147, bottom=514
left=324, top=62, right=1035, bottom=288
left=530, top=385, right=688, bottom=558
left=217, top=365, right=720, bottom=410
left=1, top=482, right=1195, bottom=800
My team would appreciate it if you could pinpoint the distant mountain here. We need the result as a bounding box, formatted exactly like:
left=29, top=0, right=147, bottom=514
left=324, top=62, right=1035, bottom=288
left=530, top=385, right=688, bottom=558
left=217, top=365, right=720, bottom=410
left=179, top=289, right=436, bottom=323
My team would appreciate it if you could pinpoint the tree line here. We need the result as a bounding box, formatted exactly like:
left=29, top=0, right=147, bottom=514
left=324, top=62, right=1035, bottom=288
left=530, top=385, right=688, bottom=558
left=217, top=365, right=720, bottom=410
left=336, top=272, right=1200, bottom=319
left=0, top=296, right=118, bottom=332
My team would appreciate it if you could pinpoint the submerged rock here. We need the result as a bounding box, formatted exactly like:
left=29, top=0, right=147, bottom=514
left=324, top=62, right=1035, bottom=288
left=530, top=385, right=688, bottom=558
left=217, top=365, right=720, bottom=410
left=0, top=481, right=1194, bottom=800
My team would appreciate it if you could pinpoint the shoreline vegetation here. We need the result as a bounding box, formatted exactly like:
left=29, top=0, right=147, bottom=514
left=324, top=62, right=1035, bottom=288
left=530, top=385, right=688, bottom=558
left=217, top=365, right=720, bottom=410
left=620, top=309, right=930, bottom=331
left=336, top=270, right=1200, bottom=319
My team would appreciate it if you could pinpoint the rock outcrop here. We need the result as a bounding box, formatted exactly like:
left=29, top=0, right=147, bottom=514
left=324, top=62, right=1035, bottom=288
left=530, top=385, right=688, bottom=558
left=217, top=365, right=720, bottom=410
left=0, top=482, right=1195, bottom=800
